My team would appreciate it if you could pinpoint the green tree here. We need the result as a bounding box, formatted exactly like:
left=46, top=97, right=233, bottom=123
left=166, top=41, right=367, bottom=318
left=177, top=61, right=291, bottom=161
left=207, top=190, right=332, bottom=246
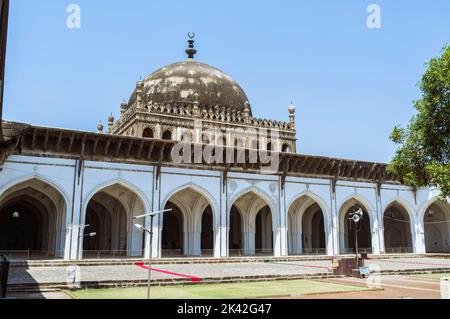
left=388, top=45, right=450, bottom=200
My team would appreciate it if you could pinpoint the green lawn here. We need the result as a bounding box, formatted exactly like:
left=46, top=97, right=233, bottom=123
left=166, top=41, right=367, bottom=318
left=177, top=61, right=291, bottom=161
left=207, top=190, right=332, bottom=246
left=66, top=279, right=371, bottom=299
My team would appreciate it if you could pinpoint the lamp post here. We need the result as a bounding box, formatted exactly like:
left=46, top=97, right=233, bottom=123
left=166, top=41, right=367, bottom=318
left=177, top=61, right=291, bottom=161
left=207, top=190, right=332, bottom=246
left=349, top=205, right=363, bottom=269
left=133, top=209, right=172, bottom=300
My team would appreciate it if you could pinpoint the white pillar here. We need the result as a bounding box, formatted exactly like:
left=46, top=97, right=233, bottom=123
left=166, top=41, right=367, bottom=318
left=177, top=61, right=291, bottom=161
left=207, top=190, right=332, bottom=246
left=192, top=231, right=201, bottom=256
left=218, top=177, right=228, bottom=257
left=145, top=168, right=158, bottom=259
left=67, top=160, right=84, bottom=260
left=273, top=227, right=282, bottom=257
left=215, top=227, right=226, bottom=258
left=326, top=225, right=334, bottom=256
left=294, top=231, right=302, bottom=254
left=278, top=184, right=288, bottom=257
left=371, top=210, right=381, bottom=255
left=244, top=231, right=255, bottom=255
left=330, top=188, right=340, bottom=255
left=376, top=193, right=385, bottom=254
left=414, top=218, right=426, bottom=254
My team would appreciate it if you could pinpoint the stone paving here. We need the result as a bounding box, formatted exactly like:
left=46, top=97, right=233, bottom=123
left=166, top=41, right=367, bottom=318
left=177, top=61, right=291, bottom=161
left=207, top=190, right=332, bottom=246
left=6, top=257, right=450, bottom=287
left=8, top=260, right=333, bottom=286
left=366, top=257, right=450, bottom=272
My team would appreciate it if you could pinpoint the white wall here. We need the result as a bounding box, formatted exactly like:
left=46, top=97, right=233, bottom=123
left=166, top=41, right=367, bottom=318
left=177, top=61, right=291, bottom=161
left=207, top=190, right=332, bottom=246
left=0, top=155, right=447, bottom=260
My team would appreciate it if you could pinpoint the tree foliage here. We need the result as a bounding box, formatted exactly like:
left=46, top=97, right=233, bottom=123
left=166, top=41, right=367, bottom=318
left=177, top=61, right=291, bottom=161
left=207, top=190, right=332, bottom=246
left=388, top=45, right=450, bottom=200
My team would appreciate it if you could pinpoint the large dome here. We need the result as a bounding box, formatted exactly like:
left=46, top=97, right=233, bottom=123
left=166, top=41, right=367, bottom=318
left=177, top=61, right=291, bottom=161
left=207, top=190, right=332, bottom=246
left=128, top=59, right=251, bottom=115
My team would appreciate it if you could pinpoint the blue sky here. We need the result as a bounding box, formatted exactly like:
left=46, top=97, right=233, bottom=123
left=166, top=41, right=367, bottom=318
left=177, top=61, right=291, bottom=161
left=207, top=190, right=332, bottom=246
left=4, top=0, right=450, bottom=163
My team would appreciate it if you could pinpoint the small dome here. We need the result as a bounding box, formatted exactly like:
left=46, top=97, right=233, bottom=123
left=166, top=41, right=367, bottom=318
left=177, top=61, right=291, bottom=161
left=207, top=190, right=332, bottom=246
left=128, top=60, right=251, bottom=115
left=288, top=101, right=296, bottom=114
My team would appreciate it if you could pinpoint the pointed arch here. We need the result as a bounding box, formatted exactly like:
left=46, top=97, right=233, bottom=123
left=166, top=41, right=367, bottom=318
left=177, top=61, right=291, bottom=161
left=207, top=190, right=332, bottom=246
left=0, top=174, right=69, bottom=212
left=161, top=182, right=218, bottom=219
left=418, top=196, right=449, bottom=222
left=419, top=197, right=450, bottom=253
left=81, top=178, right=149, bottom=258
left=0, top=175, right=68, bottom=258
left=229, top=186, right=276, bottom=215
left=382, top=197, right=415, bottom=223
left=287, top=191, right=330, bottom=255
left=338, top=194, right=375, bottom=254
left=82, top=178, right=150, bottom=217
left=338, top=193, right=375, bottom=219
left=287, top=190, right=330, bottom=218
left=383, top=198, right=414, bottom=253
left=161, top=182, right=218, bottom=257
left=229, top=186, right=277, bottom=256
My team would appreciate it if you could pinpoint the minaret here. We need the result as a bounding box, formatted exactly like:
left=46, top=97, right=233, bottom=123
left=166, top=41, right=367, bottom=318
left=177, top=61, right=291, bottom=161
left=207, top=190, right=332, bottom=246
left=185, top=32, right=197, bottom=59
left=97, top=121, right=104, bottom=134
left=135, top=80, right=144, bottom=109
left=192, top=92, right=200, bottom=117
left=288, top=101, right=296, bottom=129
left=107, top=113, right=114, bottom=134
left=120, top=101, right=127, bottom=115
left=244, top=101, right=251, bottom=124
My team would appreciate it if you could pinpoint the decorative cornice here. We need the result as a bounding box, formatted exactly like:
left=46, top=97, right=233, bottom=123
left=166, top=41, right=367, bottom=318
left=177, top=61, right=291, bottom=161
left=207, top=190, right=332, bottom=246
left=112, top=102, right=294, bottom=134
left=1, top=121, right=400, bottom=184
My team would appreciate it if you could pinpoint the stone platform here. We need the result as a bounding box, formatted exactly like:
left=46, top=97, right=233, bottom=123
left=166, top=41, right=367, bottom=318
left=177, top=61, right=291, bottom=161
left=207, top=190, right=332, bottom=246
left=5, top=255, right=450, bottom=293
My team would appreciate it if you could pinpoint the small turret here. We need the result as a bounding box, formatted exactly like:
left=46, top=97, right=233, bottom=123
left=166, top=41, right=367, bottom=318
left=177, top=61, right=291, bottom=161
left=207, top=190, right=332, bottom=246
left=288, top=101, right=296, bottom=129
left=97, top=121, right=104, bottom=134
left=107, top=113, right=115, bottom=133
left=120, top=101, right=128, bottom=115
left=244, top=101, right=251, bottom=124
left=136, top=80, right=144, bottom=109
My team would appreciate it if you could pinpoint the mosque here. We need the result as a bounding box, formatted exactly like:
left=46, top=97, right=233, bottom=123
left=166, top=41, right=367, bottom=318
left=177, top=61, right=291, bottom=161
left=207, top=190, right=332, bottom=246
left=0, top=3, right=448, bottom=261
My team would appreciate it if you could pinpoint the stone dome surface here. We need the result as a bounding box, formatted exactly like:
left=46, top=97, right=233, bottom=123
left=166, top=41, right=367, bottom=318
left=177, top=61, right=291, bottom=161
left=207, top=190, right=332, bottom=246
left=128, top=59, right=251, bottom=115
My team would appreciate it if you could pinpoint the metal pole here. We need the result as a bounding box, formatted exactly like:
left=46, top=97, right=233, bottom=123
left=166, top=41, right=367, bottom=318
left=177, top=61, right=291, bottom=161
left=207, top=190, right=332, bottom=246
left=147, top=215, right=153, bottom=300
left=354, top=219, right=359, bottom=268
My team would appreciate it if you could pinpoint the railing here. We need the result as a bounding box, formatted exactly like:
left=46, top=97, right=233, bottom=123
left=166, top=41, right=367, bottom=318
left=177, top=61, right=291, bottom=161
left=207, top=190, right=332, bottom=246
left=200, top=249, right=214, bottom=257
left=341, top=247, right=373, bottom=255
left=254, top=249, right=274, bottom=256
left=82, top=250, right=143, bottom=259
left=229, top=249, right=245, bottom=256
left=161, top=249, right=276, bottom=258
left=384, top=247, right=414, bottom=254
left=161, top=249, right=184, bottom=258
left=299, top=248, right=327, bottom=255
left=0, top=250, right=30, bottom=260
left=0, top=250, right=62, bottom=261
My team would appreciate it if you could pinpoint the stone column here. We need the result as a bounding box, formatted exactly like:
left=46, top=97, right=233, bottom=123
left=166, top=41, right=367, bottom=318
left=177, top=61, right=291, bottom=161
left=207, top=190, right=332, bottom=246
left=68, top=159, right=84, bottom=260
left=371, top=209, right=381, bottom=255
left=244, top=231, right=255, bottom=255
left=144, top=168, right=158, bottom=259
left=273, top=226, right=283, bottom=257
left=217, top=173, right=228, bottom=257
left=192, top=231, right=201, bottom=256
left=326, top=224, right=334, bottom=256
left=376, top=191, right=385, bottom=254
left=277, top=183, right=289, bottom=257
left=414, top=218, right=426, bottom=254
left=214, top=228, right=224, bottom=258
left=294, top=231, right=302, bottom=255
left=330, top=186, right=340, bottom=255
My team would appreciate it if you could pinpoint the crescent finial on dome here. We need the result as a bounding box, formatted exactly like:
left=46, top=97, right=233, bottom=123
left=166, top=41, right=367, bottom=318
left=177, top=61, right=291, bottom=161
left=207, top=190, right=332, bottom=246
left=186, top=32, right=197, bottom=59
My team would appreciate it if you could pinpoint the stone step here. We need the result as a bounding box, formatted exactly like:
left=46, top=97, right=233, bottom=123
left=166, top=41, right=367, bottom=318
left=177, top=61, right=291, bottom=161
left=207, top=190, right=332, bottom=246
left=10, top=253, right=447, bottom=268
left=7, top=272, right=339, bottom=293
